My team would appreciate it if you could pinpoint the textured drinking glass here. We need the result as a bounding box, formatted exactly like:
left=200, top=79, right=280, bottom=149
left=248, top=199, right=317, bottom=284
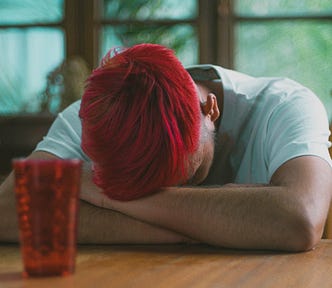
left=12, top=158, right=82, bottom=277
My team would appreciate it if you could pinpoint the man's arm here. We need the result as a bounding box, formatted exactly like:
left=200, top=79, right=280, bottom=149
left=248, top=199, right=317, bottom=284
left=90, top=156, right=332, bottom=251
left=0, top=151, right=191, bottom=244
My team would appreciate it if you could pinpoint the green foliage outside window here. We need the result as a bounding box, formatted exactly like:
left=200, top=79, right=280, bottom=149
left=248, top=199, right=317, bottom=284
left=0, top=0, right=64, bottom=114
left=235, top=0, right=332, bottom=120
left=101, top=0, right=198, bottom=66
left=0, top=0, right=331, bottom=120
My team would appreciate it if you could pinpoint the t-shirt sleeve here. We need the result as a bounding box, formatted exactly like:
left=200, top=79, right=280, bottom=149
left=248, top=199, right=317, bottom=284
left=266, top=91, right=332, bottom=179
left=35, top=101, right=89, bottom=161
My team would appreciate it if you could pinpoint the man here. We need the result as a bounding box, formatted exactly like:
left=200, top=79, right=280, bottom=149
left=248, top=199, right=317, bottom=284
left=1, top=44, right=332, bottom=251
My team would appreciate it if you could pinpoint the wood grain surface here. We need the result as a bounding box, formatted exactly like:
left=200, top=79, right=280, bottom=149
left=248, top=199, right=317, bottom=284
left=1, top=240, right=332, bottom=288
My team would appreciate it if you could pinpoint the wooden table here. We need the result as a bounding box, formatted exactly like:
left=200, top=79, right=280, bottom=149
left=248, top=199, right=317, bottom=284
left=1, top=240, right=332, bottom=288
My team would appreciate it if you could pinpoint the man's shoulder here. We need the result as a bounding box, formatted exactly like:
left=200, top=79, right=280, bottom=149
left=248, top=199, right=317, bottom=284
left=61, top=100, right=82, bottom=116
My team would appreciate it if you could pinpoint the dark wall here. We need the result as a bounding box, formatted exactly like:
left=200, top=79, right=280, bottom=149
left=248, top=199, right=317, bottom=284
left=0, top=115, right=54, bottom=177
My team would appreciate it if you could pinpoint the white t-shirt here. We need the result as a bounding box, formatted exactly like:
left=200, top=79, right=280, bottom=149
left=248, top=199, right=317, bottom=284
left=35, top=65, right=332, bottom=185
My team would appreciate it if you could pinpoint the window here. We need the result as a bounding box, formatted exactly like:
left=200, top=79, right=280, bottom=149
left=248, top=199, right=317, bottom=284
left=233, top=0, right=332, bottom=119
left=0, top=0, right=64, bottom=114
left=1, top=0, right=331, bottom=119
left=100, top=0, right=198, bottom=66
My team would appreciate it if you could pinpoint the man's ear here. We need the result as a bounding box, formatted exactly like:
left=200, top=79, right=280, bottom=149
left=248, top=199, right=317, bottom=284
left=201, top=93, right=220, bottom=122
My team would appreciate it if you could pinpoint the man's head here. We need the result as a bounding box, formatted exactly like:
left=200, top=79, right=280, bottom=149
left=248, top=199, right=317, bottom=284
left=79, top=44, right=219, bottom=200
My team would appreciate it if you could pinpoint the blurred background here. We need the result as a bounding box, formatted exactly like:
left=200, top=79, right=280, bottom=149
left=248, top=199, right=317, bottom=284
left=1, top=0, right=332, bottom=237
left=0, top=0, right=331, bottom=117
left=0, top=0, right=332, bottom=177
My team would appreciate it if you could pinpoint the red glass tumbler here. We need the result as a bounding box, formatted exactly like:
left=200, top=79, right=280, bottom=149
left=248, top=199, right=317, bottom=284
left=12, top=158, right=82, bottom=277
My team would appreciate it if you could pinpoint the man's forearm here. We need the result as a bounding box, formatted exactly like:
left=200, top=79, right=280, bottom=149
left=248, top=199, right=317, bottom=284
left=110, top=185, right=305, bottom=250
left=108, top=157, right=332, bottom=252
left=78, top=200, right=193, bottom=244
left=102, top=157, right=331, bottom=251
left=0, top=172, right=191, bottom=244
left=0, top=173, right=19, bottom=242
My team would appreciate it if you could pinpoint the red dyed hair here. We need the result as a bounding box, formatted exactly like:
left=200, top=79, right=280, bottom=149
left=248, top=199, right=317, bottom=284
left=79, top=43, right=200, bottom=200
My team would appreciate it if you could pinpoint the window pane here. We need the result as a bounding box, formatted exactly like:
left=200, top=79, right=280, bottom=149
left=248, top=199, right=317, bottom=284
left=235, top=21, right=332, bottom=119
left=103, top=0, right=197, bottom=20
left=0, top=28, right=64, bottom=114
left=235, top=0, right=332, bottom=16
left=100, top=24, right=198, bottom=65
left=0, top=0, right=63, bottom=25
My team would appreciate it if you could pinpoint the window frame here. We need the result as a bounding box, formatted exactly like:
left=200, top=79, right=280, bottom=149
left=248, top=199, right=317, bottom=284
left=2, top=0, right=332, bottom=71
left=1, top=0, right=331, bottom=103
left=65, top=0, right=203, bottom=69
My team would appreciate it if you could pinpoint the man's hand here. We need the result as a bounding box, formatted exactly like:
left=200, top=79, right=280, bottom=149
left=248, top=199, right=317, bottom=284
left=79, top=161, right=114, bottom=208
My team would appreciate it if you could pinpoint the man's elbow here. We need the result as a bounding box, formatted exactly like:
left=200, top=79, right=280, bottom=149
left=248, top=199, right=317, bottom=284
left=285, top=214, right=323, bottom=252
